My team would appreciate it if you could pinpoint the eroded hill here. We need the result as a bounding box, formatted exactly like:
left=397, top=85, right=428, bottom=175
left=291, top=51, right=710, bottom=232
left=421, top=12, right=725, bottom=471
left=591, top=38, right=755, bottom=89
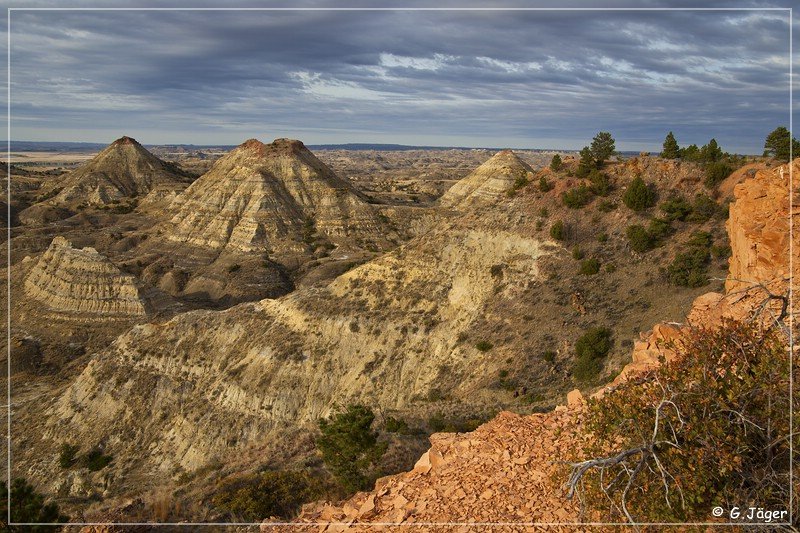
left=9, top=148, right=748, bottom=521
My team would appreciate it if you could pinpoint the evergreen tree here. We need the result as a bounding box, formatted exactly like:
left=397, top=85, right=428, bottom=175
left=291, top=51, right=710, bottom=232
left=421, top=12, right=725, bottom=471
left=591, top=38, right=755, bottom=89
left=680, top=144, right=700, bottom=161
left=622, top=176, right=657, bottom=211
left=763, top=126, right=799, bottom=162
left=576, top=146, right=595, bottom=178
left=700, top=138, right=723, bottom=162
left=590, top=131, right=616, bottom=166
left=550, top=154, right=563, bottom=172
left=0, top=479, right=68, bottom=531
left=660, top=131, right=680, bottom=159
left=316, top=405, right=387, bottom=492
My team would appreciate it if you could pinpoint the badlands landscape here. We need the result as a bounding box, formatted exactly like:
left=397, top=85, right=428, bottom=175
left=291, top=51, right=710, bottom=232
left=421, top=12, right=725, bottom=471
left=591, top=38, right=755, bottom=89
left=2, top=130, right=795, bottom=529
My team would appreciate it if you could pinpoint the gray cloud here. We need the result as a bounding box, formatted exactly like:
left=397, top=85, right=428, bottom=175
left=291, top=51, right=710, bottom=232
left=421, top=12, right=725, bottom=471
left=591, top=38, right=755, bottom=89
left=3, top=2, right=795, bottom=153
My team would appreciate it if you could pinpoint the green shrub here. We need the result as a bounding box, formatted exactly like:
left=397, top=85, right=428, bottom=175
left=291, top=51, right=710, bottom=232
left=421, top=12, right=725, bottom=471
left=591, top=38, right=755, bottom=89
left=575, top=327, right=613, bottom=361
left=538, top=207, right=549, bottom=218
left=573, top=327, right=613, bottom=380
left=573, top=356, right=603, bottom=381
left=666, top=232, right=713, bottom=287
left=647, top=217, right=673, bottom=241
left=475, top=341, right=494, bottom=352
left=58, top=443, right=79, bottom=469
left=711, top=243, right=731, bottom=259
left=604, top=263, right=617, bottom=273
left=562, top=184, right=593, bottom=208
left=535, top=220, right=543, bottom=231
left=302, top=218, right=316, bottom=244
left=576, top=146, right=595, bottom=178
left=80, top=447, right=113, bottom=471
left=687, top=231, right=713, bottom=248
left=626, top=224, right=656, bottom=253
left=212, top=470, right=328, bottom=520
left=587, top=170, right=612, bottom=196
left=579, top=258, right=601, bottom=275
left=660, top=194, right=693, bottom=221
left=0, top=478, right=68, bottom=530
left=622, top=176, right=656, bottom=211
left=384, top=416, right=410, bottom=434
left=687, top=193, right=719, bottom=223
left=597, top=199, right=617, bottom=212
left=541, top=350, right=556, bottom=363
left=550, top=154, right=563, bottom=171
left=539, top=176, right=554, bottom=192
left=508, top=175, right=529, bottom=196
left=316, top=405, right=387, bottom=492
left=679, top=144, right=701, bottom=161
left=703, top=162, right=732, bottom=189
left=577, top=321, right=789, bottom=523
left=550, top=220, right=566, bottom=241
left=572, top=246, right=585, bottom=260
left=596, top=233, right=608, bottom=243
left=625, top=217, right=672, bottom=253
left=427, top=413, right=446, bottom=432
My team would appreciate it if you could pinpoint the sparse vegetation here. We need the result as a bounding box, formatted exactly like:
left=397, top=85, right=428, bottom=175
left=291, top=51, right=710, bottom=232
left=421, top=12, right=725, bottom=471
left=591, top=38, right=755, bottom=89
left=212, top=470, right=329, bottom=520
left=550, top=154, right=563, bottom=172
left=597, top=199, right=617, bottom=212
left=540, top=350, right=556, bottom=363
left=538, top=176, right=553, bottom=192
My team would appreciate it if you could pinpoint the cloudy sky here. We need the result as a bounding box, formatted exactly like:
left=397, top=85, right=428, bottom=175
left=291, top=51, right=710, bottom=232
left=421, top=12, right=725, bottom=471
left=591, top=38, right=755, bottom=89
left=3, top=1, right=795, bottom=153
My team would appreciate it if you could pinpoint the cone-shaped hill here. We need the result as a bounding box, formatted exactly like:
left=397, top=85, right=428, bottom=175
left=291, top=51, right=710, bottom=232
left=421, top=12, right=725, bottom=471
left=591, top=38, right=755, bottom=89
left=440, top=149, right=533, bottom=209
left=165, top=138, right=383, bottom=253
left=23, top=236, right=172, bottom=319
left=42, top=136, right=192, bottom=207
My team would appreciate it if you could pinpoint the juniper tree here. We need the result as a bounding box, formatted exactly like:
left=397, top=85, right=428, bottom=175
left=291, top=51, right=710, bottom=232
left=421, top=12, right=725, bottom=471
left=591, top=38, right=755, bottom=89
left=763, top=126, right=799, bottom=162
left=590, top=131, right=616, bottom=166
left=660, top=131, right=679, bottom=159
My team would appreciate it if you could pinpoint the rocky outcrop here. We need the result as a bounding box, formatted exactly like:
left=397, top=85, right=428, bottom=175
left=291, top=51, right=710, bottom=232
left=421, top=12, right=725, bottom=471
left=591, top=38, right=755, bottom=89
left=270, top=407, right=588, bottom=531
left=725, top=159, right=796, bottom=293
left=165, top=138, right=384, bottom=253
left=34, top=136, right=192, bottom=208
left=440, top=150, right=533, bottom=209
left=23, top=236, right=148, bottom=318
